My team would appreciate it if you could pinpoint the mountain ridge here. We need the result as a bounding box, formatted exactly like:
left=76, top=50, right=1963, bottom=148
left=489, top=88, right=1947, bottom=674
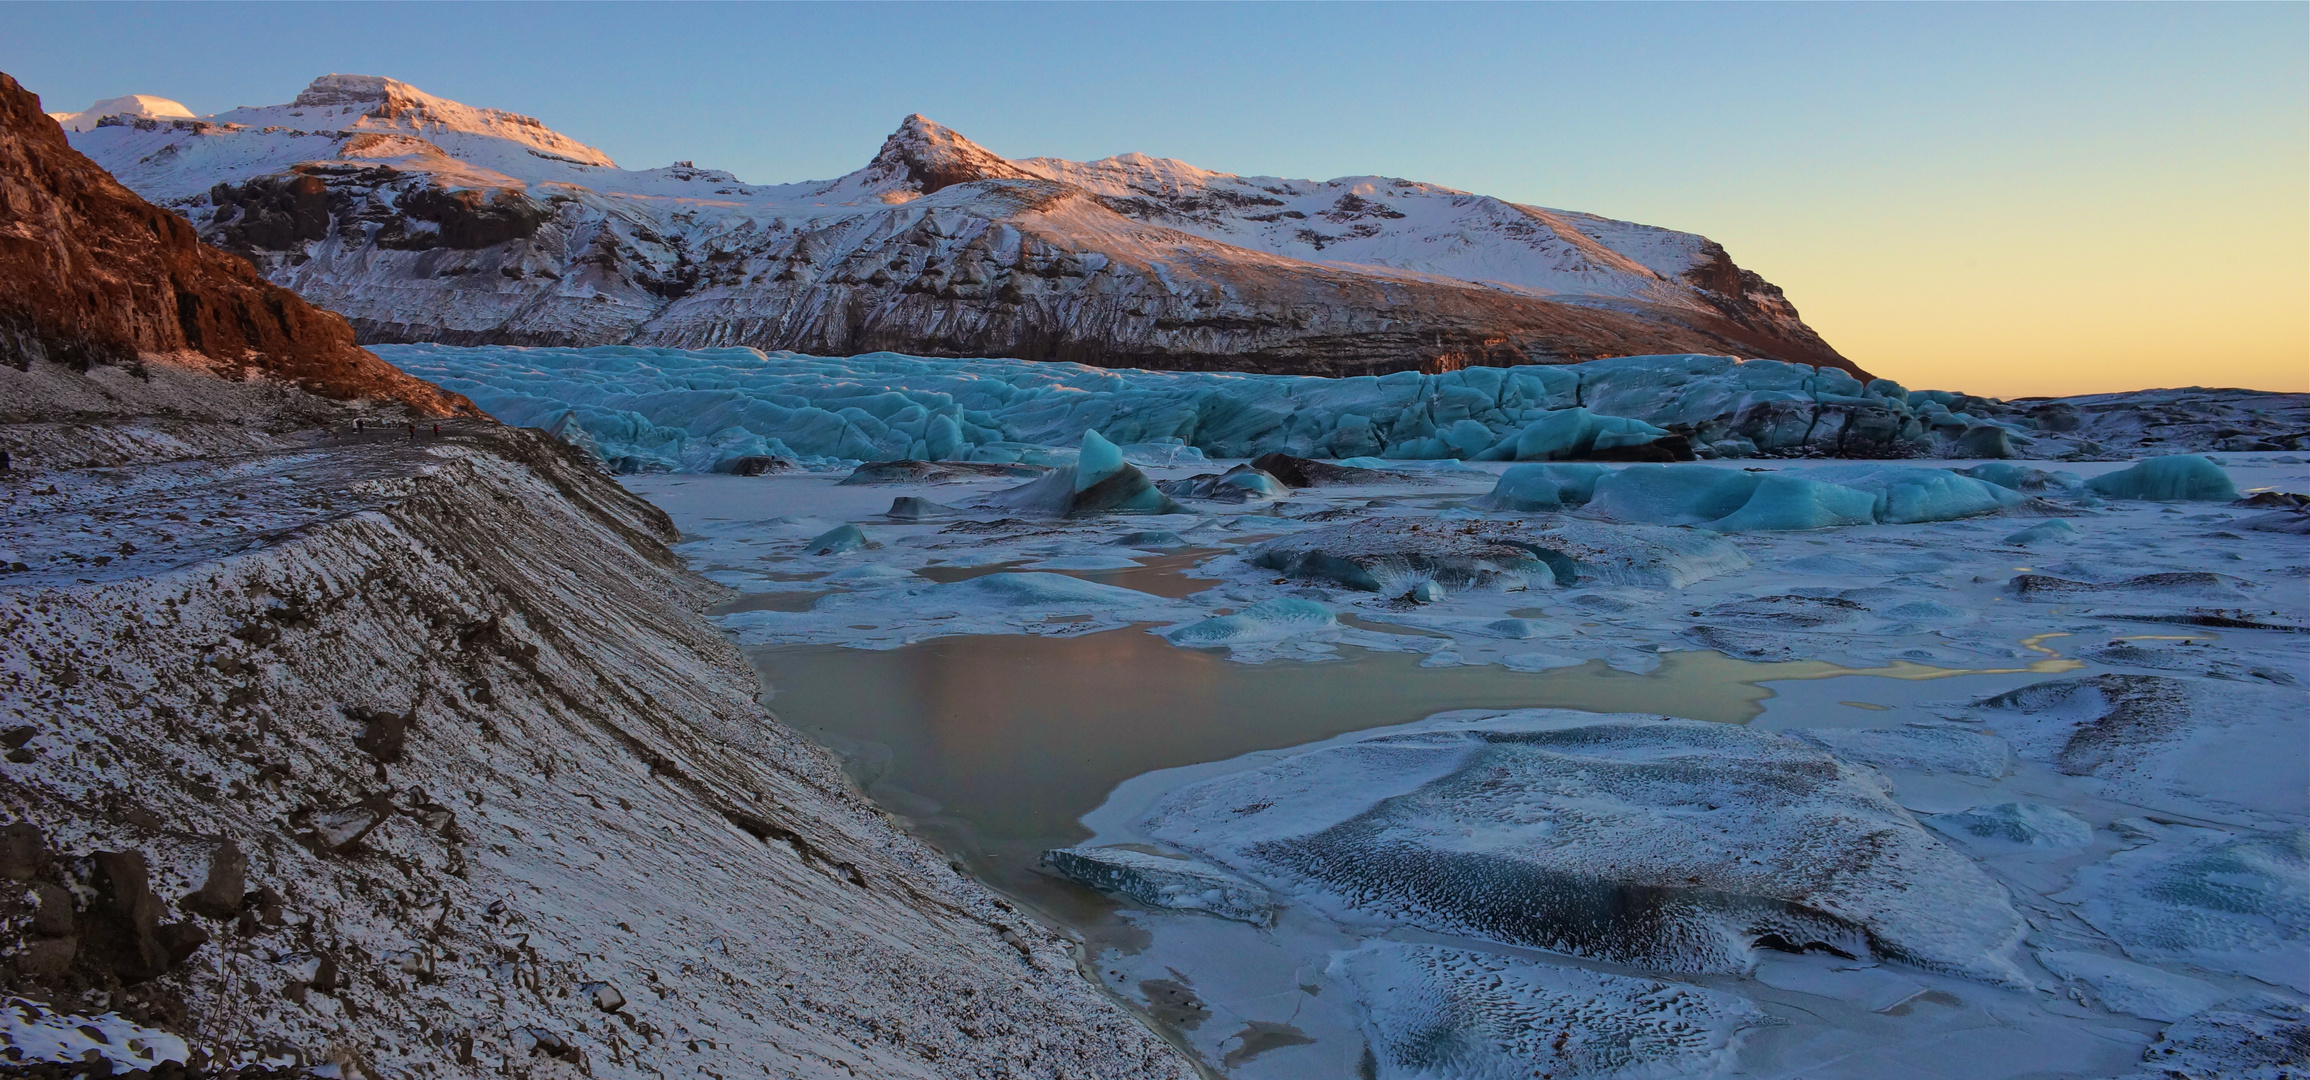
left=64, top=74, right=1862, bottom=377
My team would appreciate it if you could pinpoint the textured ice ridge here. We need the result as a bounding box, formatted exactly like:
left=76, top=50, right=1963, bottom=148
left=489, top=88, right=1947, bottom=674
left=1138, top=712, right=2030, bottom=985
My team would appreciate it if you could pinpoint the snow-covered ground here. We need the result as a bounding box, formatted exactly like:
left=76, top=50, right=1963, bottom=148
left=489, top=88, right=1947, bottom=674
left=626, top=447, right=2308, bottom=1080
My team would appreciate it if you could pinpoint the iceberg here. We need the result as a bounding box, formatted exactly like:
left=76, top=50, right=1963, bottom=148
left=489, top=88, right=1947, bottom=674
left=1582, top=463, right=2031, bottom=532
left=1468, top=463, right=1606, bottom=512
left=1334, top=942, right=1765, bottom=1080
left=1706, top=473, right=1879, bottom=531
left=1164, top=597, right=1336, bottom=647
left=1803, top=464, right=2025, bottom=523
left=804, top=524, right=866, bottom=555
left=1251, top=517, right=1748, bottom=592
left=982, top=430, right=1187, bottom=516
left=1138, top=712, right=2030, bottom=984
left=1584, top=464, right=1763, bottom=526
left=1040, top=846, right=1273, bottom=925
left=1157, top=465, right=1290, bottom=503
left=2002, top=519, right=2077, bottom=545
left=2085, top=455, right=2239, bottom=501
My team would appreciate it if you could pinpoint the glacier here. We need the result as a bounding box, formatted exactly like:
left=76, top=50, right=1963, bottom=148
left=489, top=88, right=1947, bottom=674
left=371, top=344, right=2171, bottom=473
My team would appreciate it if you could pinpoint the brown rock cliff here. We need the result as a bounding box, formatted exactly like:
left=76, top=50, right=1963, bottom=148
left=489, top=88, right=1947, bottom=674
left=0, top=71, right=472, bottom=416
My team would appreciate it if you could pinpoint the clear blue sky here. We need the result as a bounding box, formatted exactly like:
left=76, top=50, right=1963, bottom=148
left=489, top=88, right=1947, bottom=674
left=4, top=2, right=2304, bottom=394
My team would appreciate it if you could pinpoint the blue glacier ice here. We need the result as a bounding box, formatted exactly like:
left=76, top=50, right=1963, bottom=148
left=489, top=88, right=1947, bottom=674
left=1803, top=464, right=2026, bottom=523
left=1164, top=597, right=1337, bottom=646
left=1583, top=465, right=1764, bottom=526
left=1706, top=473, right=1879, bottom=531
left=1074, top=428, right=1126, bottom=491
left=1515, top=462, right=2041, bottom=532
left=2003, top=519, right=2078, bottom=546
left=2084, top=455, right=2239, bottom=501
left=1471, top=407, right=1669, bottom=462
left=804, top=524, right=866, bottom=555
left=985, top=430, right=1187, bottom=516
left=372, top=344, right=1967, bottom=471
left=1467, top=463, right=1606, bottom=511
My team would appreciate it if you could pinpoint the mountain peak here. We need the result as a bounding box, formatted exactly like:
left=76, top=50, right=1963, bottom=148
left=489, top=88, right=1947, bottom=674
left=46, top=93, right=193, bottom=133
left=862, top=114, right=1034, bottom=196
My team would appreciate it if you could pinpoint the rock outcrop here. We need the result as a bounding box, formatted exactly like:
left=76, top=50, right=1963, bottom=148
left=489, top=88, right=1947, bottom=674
left=67, top=75, right=1860, bottom=378
left=0, top=73, right=470, bottom=417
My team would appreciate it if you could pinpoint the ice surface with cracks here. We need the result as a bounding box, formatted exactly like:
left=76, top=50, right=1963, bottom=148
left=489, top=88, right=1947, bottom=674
left=2056, top=829, right=2310, bottom=994
left=1923, top=802, right=2093, bottom=851
left=1333, top=942, right=1767, bottom=1080
left=1135, top=712, right=2031, bottom=984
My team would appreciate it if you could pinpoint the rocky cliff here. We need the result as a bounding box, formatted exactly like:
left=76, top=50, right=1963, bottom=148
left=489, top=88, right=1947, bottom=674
left=65, top=75, right=1860, bottom=378
left=0, top=73, right=468, bottom=416
left=0, top=71, right=1199, bottom=1080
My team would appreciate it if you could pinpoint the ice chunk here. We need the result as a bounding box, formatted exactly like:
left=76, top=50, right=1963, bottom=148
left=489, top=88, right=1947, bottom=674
left=1140, top=713, right=2030, bottom=983
left=2032, top=949, right=2227, bottom=1022
left=839, top=460, right=1045, bottom=484
left=1469, top=463, right=1606, bottom=512
left=2085, top=455, right=2239, bottom=501
left=1334, top=942, right=1765, bottom=1080
left=1803, top=464, right=2024, bottom=524
left=1041, top=846, right=1273, bottom=924
left=1075, top=428, right=1126, bottom=491
left=909, top=572, right=1167, bottom=610
left=1707, top=474, right=1879, bottom=531
left=885, top=496, right=962, bottom=521
left=1165, top=598, right=1337, bottom=647
left=1251, top=517, right=1748, bottom=593
left=983, top=443, right=1186, bottom=517
left=2002, top=519, right=2076, bottom=545
left=1795, top=724, right=2012, bottom=777
left=1584, top=464, right=1763, bottom=526
left=804, top=524, right=866, bottom=554
left=2060, top=830, right=2310, bottom=993
left=1158, top=465, right=1289, bottom=503
left=1925, top=802, right=2092, bottom=850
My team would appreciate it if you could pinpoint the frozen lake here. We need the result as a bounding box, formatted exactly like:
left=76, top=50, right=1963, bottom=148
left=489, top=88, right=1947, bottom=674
left=627, top=450, right=2308, bottom=1080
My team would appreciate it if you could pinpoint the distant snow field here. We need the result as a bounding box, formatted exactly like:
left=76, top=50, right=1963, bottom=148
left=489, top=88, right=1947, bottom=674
left=561, top=344, right=2310, bottom=1080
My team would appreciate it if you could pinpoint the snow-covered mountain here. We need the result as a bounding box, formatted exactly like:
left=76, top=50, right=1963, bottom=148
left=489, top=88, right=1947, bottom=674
left=66, top=75, right=1859, bottom=377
